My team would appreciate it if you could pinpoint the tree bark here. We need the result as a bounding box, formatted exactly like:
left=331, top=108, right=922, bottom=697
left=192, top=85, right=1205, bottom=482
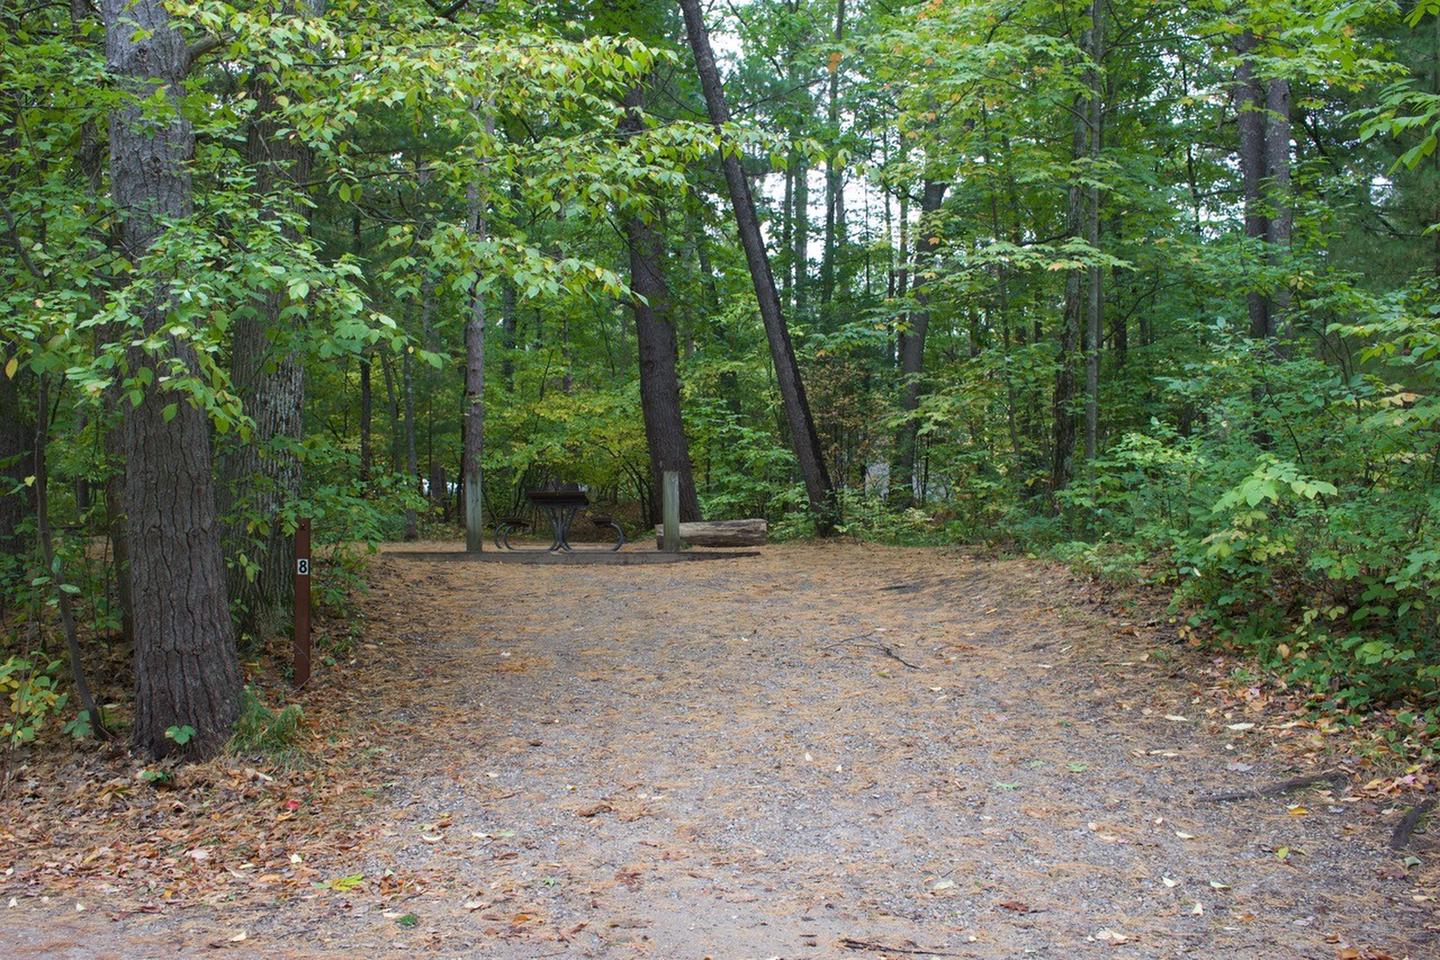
left=889, top=179, right=945, bottom=509
left=679, top=0, right=837, bottom=529
left=1083, top=0, right=1104, bottom=462
left=463, top=110, right=492, bottom=552
left=621, top=85, right=702, bottom=524
left=1264, top=75, right=1292, bottom=329
left=1234, top=30, right=1271, bottom=339
left=402, top=344, right=419, bottom=540
left=1051, top=95, right=1088, bottom=495
left=34, top=374, right=107, bottom=736
left=820, top=0, right=846, bottom=316
left=793, top=155, right=809, bottom=319
left=221, top=62, right=306, bottom=641
left=359, top=350, right=373, bottom=484
left=0, top=355, right=32, bottom=556
left=103, top=0, right=239, bottom=759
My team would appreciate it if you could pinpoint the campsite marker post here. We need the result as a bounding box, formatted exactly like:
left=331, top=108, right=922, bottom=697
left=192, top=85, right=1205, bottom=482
left=294, top=518, right=312, bottom=688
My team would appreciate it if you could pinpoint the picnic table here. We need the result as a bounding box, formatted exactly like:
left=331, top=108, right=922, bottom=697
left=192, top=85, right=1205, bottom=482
left=494, top=488, right=625, bottom=552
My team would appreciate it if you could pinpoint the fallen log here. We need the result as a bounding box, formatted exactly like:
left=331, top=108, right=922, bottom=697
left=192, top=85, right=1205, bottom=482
left=653, top=518, right=767, bottom=548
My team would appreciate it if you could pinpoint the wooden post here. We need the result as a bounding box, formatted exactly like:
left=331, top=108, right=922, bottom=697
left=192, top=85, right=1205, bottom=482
left=662, top=470, right=681, bottom=552
left=293, top=518, right=311, bottom=687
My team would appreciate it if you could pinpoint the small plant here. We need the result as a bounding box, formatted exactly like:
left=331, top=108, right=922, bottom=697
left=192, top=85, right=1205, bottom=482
left=1, top=656, right=69, bottom=750
left=230, top=686, right=304, bottom=755
left=166, top=724, right=196, bottom=746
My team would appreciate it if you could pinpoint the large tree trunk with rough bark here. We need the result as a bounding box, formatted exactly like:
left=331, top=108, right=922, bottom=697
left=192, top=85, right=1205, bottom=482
left=679, top=0, right=837, bottom=529
left=889, top=180, right=945, bottom=509
left=621, top=85, right=702, bottom=524
left=103, top=0, right=239, bottom=759
left=220, top=64, right=306, bottom=642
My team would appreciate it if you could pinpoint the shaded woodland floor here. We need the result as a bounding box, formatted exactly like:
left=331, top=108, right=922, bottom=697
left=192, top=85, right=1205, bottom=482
left=2, top=543, right=1434, bottom=958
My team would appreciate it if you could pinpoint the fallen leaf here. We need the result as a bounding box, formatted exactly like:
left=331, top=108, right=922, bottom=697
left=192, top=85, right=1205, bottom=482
left=1095, top=928, right=1132, bottom=945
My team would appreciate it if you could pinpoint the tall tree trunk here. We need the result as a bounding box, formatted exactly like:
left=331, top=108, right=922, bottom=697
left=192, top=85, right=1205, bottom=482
left=889, top=180, right=945, bottom=509
left=103, top=0, right=239, bottom=759
left=402, top=342, right=419, bottom=541
left=820, top=0, right=846, bottom=316
left=1234, top=30, right=1271, bottom=339
left=781, top=155, right=795, bottom=313
left=793, top=155, right=809, bottom=319
left=1051, top=97, right=1088, bottom=495
left=463, top=111, right=492, bottom=552
left=359, top=350, right=373, bottom=484
left=34, top=375, right=107, bottom=736
left=1083, top=0, right=1104, bottom=462
left=679, top=0, right=837, bottom=528
left=1264, top=75, right=1291, bottom=330
left=621, top=85, right=702, bottom=524
left=0, top=354, right=32, bottom=556
left=221, top=63, right=306, bottom=642
left=0, top=33, right=34, bottom=558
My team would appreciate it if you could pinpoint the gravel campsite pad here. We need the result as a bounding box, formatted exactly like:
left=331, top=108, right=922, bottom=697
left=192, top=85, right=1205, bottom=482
left=2, top=543, right=1434, bottom=959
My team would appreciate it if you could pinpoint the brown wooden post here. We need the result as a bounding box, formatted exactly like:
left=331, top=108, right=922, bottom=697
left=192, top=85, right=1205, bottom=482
left=293, top=518, right=311, bottom=687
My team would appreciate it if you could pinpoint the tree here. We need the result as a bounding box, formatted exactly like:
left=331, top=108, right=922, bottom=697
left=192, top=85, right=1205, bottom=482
left=621, top=84, right=703, bottom=523
left=678, top=0, right=837, bottom=528
left=220, top=36, right=310, bottom=641
left=889, top=179, right=945, bottom=508
left=102, top=0, right=240, bottom=758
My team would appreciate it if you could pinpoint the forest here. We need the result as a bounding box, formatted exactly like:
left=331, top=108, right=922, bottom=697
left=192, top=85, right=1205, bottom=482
left=2, top=0, right=1439, bottom=771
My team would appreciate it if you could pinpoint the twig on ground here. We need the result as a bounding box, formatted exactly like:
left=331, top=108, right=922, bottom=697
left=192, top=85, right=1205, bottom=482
left=1199, top=770, right=1348, bottom=803
left=876, top=642, right=921, bottom=670
left=820, top=633, right=922, bottom=670
left=838, top=937, right=967, bottom=957
left=1389, top=796, right=1435, bottom=851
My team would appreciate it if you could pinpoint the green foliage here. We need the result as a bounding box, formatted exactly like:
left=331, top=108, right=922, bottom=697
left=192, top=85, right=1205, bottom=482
left=0, top=656, right=68, bottom=750
left=230, top=687, right=304, bottom=756
left=165, top=724, right=197, bottom=746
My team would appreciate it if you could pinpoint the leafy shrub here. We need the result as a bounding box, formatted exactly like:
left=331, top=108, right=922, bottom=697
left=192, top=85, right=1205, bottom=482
left=1, top=655, right=68, bottom=750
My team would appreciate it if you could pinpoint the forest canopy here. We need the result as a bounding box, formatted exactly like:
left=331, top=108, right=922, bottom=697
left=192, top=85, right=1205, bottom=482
left=2, top=0, right=1439, bottom=761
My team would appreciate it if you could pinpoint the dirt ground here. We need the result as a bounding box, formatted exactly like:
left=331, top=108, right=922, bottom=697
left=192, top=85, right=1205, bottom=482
left=2, top=543, right=1435, bottom=959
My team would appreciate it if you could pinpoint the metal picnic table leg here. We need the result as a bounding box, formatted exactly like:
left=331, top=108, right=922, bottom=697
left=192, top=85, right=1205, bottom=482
left=556, top=505, right=577, bottom=552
